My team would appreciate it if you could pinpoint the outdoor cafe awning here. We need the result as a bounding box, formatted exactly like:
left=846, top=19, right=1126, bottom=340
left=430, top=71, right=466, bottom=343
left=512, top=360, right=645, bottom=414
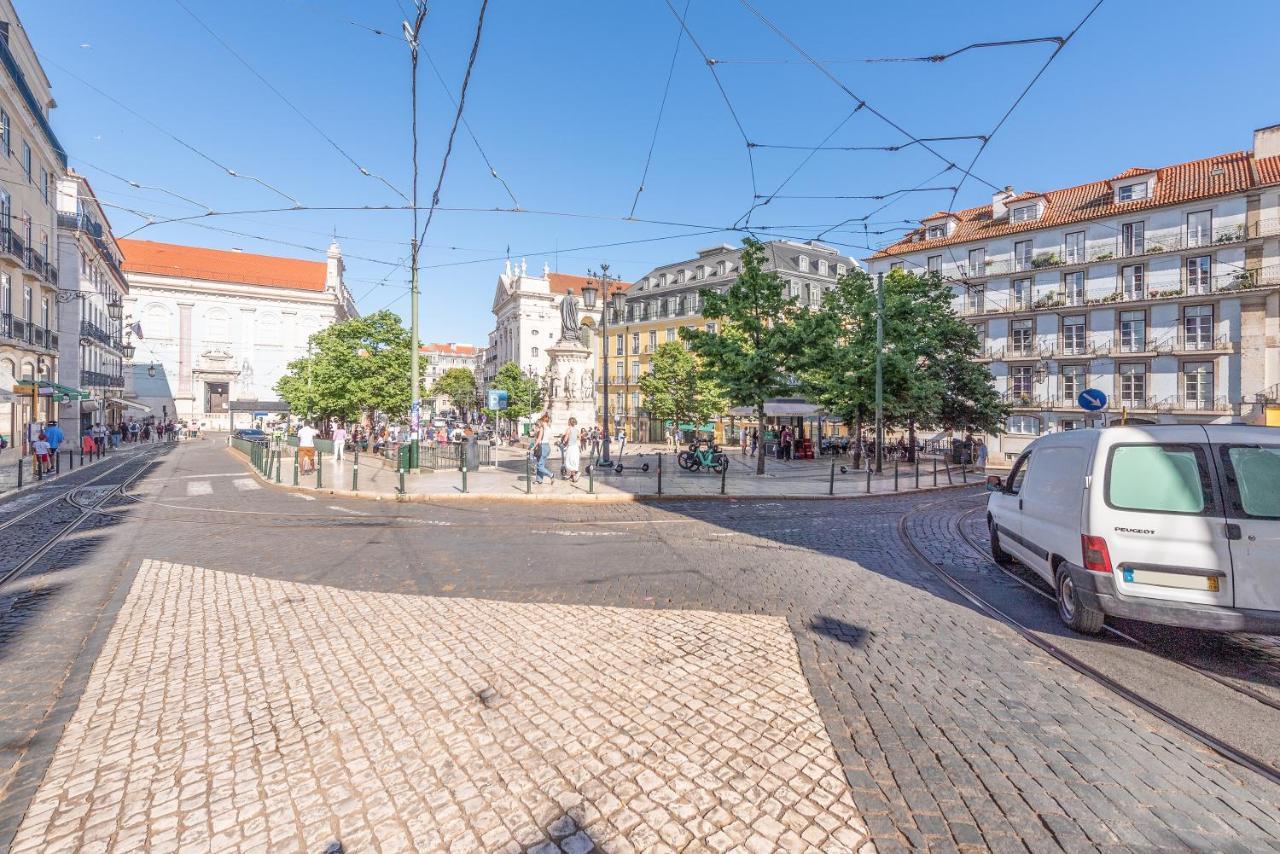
left=14, top=380, right=90, bottom=401
left=108, top=397, right=151, bottom=412
left=727, top=400, right=826, bottom=418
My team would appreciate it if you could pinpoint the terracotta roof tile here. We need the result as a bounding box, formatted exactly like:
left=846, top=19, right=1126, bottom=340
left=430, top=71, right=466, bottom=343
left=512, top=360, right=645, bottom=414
left=873, top=150, right=1277, bottom=259
left=119, top=239, right=327, bottom=291
left=545, top=272, right=595, bottom=296
left=421, top=342, right=478, bottom=356
left=1109, top=166, right=1155, bottom=181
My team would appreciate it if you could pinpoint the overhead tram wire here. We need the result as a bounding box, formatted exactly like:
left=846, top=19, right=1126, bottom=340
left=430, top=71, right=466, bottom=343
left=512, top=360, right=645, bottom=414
left=763, top=186, right=957, bottom=202
left=171, top=0, right=409, bottom=204
left=421, top=48, right=519, bottom=210
left=418, top=0, right=491, bottom=249
left=660, top=0, right=758, bottom=207
left=707, top=36, right=1066, bottom=65
left=39, top=56, right=302, bottom=210
left=814, top=164, right=959, bottom=241
left=938, top=0, right=1105, bottom=275
left=72, top=158, right=213, bottom=213
left=629, top=0, right=692, bottom=219
left=749, top=135, right=987, bottom=152
left=737, top=106, right=862, bottom=229
left=733, top=0, right=1001, bottom=194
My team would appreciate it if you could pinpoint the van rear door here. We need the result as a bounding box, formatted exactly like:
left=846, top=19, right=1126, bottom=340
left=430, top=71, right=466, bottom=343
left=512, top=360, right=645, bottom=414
left=1216, top=442, right=1280, bottom=612
left=1102, top=433, right=1233, bottom=608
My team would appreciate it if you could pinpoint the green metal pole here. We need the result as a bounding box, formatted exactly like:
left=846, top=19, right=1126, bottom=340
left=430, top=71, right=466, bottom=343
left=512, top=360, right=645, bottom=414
left=894, top=460, right=899, bottom=492
left=721, top=460, right=727, bottom=495
left=588, top=465, right=594, bottom=495
left=525, top=454, right=531, bottom=494
left=317, top=451, right=323, bottom=488
left=915, top=459, right=920, bottom=490
left=293, top=451, right=299, bottom=487
left=399, top=466, right=406, bottom=495
left=933, top=458, right=938, bottom=487
left=352, top=448, right=359, bottom=491
left=829, top=457, right=835, bottom=496
left=865, top=467, right=871, bottom=494
left=874, top=271, right=885, bottom=475
left=461, top=461, right=468, bottom=494
left=657, top=453, right=663, bottom=496
left=275, top=451, right=282, bottom=484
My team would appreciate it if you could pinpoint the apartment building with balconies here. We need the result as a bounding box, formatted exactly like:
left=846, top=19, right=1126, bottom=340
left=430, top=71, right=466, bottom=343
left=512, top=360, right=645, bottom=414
left=55, top=171, right=133, bottom=438
left=866, top=125, right=1280, bottom=462
left=0, top=0, right=67, bottom=449
left=612, top=240, right=856, bottom=441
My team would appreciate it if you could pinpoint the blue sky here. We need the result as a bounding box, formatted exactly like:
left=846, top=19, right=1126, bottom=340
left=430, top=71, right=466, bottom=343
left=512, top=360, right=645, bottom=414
left=19, top=0, right=1280, bottom=346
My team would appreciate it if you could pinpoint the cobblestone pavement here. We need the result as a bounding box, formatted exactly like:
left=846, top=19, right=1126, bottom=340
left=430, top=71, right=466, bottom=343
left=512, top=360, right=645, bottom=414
left=5, top=439, right=1280, bottom=851
left=11, top=561, right=868, bottom=853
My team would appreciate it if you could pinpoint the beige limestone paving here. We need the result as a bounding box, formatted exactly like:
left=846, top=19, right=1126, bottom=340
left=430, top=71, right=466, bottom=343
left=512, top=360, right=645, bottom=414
left=11, top=560, right=870, bottom=853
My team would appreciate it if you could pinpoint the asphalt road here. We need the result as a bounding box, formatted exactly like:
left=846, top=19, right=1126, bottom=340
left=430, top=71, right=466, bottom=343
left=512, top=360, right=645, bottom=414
left=2, top=437, right=1280, bottom=852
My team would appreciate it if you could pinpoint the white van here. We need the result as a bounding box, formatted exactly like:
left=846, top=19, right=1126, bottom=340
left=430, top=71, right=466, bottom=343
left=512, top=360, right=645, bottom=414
left=986, top=425, right=1280, bottom=635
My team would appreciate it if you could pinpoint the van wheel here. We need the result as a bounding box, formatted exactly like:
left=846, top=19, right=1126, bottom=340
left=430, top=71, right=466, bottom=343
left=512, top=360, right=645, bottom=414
left=1056, top=567, right=1105, bottom=634
left=988, top=519, right=1013, bottom=566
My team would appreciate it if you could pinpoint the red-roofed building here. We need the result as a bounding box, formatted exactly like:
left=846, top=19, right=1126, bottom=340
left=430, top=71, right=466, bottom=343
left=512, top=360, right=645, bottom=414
left=866, top=125, right=1280, bottom=461
left=118, top=238, right=357, bottom=430
left=421, top=342, right=482, bottom=416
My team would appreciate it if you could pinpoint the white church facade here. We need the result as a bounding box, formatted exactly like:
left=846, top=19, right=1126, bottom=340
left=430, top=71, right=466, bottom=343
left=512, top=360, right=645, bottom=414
left=118, top=238, right=357, bottom=430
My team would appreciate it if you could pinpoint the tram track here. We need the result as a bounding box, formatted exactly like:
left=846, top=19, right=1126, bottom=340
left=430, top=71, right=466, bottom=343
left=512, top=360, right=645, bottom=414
left=0, top=447, right=167, bottom=590
left=897, top=499, right=1280, bottom=789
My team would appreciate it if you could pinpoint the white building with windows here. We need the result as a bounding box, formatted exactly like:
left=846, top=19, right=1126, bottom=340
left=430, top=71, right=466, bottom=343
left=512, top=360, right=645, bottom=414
left=118, top=238, right=357, bottom=430
left=421, top=341, right=480, bottom=415
left=867, top=125, right=1280, bottom=463
left=486, top=258, right=603, bottom=387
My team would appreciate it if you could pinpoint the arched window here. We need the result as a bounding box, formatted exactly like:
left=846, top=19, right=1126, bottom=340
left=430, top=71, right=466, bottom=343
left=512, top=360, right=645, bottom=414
left=531, top=346, right=539, bottom=358
left=257, top=312, right=281, bottom=346
left=142, top=303, right=172, bottom=340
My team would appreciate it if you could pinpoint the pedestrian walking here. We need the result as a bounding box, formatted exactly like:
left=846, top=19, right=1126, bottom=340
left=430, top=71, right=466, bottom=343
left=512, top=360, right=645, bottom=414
left=332, top=423, right=348, bottom=462
left=81, top=431, right=96, bottom=455
left=750, top=427, right=759, bottom=457
left=740, top=429, right=748, bottom=455
left=975, top=438, right=988, bottom=472
left=562, top=417, right=582, bottom=483
left=589, top=427, right=601, bottom=462
left=45, top=420, right=64, bottom=457
left=32, top=432, right=51, bottom=475
left=297, top=422, right=318, bottom=473
left=531, top=414, right=554, bottom=484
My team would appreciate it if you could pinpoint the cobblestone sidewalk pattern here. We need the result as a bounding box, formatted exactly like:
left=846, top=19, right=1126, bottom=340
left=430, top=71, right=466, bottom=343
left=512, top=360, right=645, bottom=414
left=11, top=560, right=871, bottom=853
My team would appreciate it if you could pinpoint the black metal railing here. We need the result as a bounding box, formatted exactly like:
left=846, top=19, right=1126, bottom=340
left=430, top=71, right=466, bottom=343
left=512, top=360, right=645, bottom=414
left=80, top=319, right=113, bottom=345
left=81, top=369, right=112, bottom=387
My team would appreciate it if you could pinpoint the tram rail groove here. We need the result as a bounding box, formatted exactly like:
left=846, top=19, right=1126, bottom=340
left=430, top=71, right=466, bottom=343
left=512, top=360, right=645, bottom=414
left=0, top=448, right=166, bottom=590
left=953, top=505, right=1280, bottom=716
left=897, top=505, right=1280, bottom=790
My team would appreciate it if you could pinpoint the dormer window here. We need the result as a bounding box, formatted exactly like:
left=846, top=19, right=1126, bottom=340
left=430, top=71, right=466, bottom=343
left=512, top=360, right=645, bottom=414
left=677, top=269, right=687, bottom=284
left=696, top=265, right=705, bottom=280
left=1009, top=204, right=1038, bottom=223
left=798, top=256, right=810, bottom=272
left=925, top=224, right=946, bottom=239
left=836, top=263, right=847, bottom=276
left=658, top=273, right=668, bottom=287
left=1116, top=182, right=1148, bottom=202
left=716, top=260, right=727, bottom=276
left=817, top=259, right=828, bottom=275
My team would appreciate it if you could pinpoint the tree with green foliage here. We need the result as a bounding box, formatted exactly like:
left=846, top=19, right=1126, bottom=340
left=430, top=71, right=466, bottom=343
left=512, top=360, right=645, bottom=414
left=637, top=342, right=728, bottom=435
left=429, top=368, right=477, bottom=418
left=681, top=238, right=803, bottom=474
left=488, top=361, right=542, bottom=431
left=275, top=310, right=413, bottom=424
left=797, top=268, right=1005, bottom=463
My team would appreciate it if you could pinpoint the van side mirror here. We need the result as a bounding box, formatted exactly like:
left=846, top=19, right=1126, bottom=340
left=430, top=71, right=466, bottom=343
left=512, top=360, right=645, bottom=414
left=985, top=474, right=1004, bottom=493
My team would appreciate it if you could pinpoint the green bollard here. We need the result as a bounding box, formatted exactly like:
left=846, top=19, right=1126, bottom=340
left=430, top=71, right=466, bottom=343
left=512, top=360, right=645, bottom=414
left=352, top=448, right=359, bottom=491
left=317, top=451, right=323, bottom=488
left=588, top=465, right=594, bottom=494
left=962, top=461, right=968, bottom=483
left=275, top=451, right=282, bottom=484
left=915, top=459, right=920, bottom=490
left=293, top=452, right=299, bottom=487
left=829, top=457, right=835, bottom=496
left=721, top=459, right=727, bottom=495
left=865, top=467, right=872, bottom=494
left=945, top=461, right=953, bottom=485
left=657, top=453, right=663, bottom=496
left=399, top=467, right=406, bottom=495
left=894, top=460, right=899, bottom=492
left=525, top=454, right=531, bottom=494
left=461, top=462, right=468, bottom=494
left=933, top=458, right=938, bottom=487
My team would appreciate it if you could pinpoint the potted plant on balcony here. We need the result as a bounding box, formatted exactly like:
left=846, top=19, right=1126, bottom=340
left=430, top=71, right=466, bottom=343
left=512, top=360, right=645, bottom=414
left=1032, top=252, right=1060, bottom=268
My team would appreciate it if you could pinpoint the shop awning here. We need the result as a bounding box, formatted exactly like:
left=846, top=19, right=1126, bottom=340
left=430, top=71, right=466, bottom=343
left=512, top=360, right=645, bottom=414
left=15, top=380, right=91, bottom=401
left=727, top=400, right=825, bottom=417
left=108, top=397, right=151, bottom=412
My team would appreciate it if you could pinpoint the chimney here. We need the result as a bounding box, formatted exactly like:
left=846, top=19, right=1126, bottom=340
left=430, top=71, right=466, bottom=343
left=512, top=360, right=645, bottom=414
left=991, top=186, right=1016, bottom=219
left=1254, top=124, right=1280, bottom=160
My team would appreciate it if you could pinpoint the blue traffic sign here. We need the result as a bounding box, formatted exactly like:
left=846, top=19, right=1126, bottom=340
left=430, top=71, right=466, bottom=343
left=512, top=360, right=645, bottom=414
left=487, top=389, right=509, bottom=410
left=1077, top=389, right=1108, bottom=412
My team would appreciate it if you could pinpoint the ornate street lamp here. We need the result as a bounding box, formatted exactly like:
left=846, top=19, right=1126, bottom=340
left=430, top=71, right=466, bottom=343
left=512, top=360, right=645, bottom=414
left=120, top=340, right=136, bottom=359
left=107, top=298, right=123, bottom=322
left=585, top=264, right=625, bottom=467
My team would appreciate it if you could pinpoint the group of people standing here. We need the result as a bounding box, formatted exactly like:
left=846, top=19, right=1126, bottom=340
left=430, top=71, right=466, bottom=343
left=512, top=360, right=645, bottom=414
left=527, top=417, right=622, bottom=485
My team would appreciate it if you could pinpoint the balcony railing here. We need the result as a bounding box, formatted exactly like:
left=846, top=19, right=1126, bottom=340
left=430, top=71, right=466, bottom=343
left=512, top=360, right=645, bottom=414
left=1002, top=390, right=1039, bottom=406
left=80, top=319, right=114, bottom=346
left=1159, top=395, right=1233, bottom=413
left=1255, top=383, right=1280, bottom=404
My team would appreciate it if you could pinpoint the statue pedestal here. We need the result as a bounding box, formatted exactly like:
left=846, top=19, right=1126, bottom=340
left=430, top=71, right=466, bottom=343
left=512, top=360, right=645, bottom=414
left=545, top=339, right=597, bottom=441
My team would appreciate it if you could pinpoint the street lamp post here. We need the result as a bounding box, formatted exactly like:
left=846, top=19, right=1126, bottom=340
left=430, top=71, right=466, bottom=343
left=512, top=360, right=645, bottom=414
left=581, top=264, right=625, bottom=467
left=874, top=271, right=885, bottom=475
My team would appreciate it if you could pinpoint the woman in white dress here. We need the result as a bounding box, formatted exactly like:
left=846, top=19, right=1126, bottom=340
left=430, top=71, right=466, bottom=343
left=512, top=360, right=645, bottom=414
left=561, top=417, right=581, bottom=483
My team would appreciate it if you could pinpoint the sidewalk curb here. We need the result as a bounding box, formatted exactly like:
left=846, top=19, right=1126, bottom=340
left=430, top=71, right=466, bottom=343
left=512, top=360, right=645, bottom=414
left=228, top=447, right=982, bottom=504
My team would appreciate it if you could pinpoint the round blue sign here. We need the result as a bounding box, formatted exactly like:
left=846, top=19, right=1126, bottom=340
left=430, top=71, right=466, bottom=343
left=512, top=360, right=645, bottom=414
left=1077, top=389, right=1108, bottom=412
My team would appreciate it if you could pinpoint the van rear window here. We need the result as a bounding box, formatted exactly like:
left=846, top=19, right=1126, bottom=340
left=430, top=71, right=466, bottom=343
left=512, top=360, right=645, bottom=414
left=1223, top=446, right=1280, bottom=518
left=1106, top=444, right=1210, bottom=514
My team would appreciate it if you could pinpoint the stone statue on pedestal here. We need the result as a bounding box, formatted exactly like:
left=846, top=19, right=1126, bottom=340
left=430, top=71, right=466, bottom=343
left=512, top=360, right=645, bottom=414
left=559, top=289, right=582, bottom=344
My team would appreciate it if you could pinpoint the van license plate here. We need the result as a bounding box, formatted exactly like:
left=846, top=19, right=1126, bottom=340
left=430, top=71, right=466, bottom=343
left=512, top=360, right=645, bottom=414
left=1124, top=568, right=1218, bottom=591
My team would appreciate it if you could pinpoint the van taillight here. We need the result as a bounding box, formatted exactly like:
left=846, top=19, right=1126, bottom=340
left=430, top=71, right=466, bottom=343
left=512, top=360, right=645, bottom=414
left=1081, top=535, right=1112, bottom=573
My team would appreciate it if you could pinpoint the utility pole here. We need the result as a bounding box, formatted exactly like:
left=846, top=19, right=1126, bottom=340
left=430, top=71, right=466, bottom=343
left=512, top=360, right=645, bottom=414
left=405, top=4, right=427, bottom=469
left=875, top=271, right=885, bottom=475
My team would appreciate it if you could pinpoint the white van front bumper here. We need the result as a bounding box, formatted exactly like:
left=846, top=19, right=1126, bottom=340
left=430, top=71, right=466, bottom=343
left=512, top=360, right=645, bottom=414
left=1064, top=563, right=1280, bottom=635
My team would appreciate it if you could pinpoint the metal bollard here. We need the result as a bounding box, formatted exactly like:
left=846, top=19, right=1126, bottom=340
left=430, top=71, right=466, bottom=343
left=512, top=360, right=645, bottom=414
left=55, top=450, right=60, bottom=474
left=79, top=446, right=84, bottom=467
left=933, top=458, right=938, bottom=487
left=293, top=453, right=299, bottom=487
left=316, top=452, right=323, bottom=488
left=657, top=453, right=663, bottom=496
left=961, top=462, right=968, bottom=484
left=525, top=454, right=532, bottom=494
left=894, top=460, right=899, bottom=492
left=945, top=461, right=953, bottom=485
left=865, top=467, right=871, bottom=494
left=829, top=457, right=836, bottom=496
left=915, top=459, right=920, bottom=490
left=352, top=448, right=359, bottom=491
left=398, top=467, right=406, bottom=494
left=588, top=465, right=594, bottom=494
left=17, top=457, right=23, bottom=487
left=68, top=449, right=74, bottom=471
left=36, top=455, right=43, bottom=480
left=720, top=460, right=727, bottom=495
left=461, top=462, right=468, bottom=494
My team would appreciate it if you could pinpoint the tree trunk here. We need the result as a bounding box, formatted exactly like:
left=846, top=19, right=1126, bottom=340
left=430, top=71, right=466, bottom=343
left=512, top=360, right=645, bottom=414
left=853, top=408, right=864, bottom=469
left=908, top=417, right=917, bottom=464
left=756, top=402, right=767, bottom=475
